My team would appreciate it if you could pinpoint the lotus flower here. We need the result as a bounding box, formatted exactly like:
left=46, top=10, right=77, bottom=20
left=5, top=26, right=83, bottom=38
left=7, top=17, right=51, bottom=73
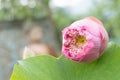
left=62, top=16, right=109, bottom=63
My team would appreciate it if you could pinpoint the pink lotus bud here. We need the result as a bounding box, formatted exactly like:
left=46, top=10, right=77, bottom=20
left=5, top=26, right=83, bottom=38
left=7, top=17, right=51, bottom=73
left=62, top=16, right=109, bottom=63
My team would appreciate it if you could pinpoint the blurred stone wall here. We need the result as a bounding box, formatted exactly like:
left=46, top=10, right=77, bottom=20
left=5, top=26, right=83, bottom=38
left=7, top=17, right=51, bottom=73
left=0, top=18, right=60, bottom=80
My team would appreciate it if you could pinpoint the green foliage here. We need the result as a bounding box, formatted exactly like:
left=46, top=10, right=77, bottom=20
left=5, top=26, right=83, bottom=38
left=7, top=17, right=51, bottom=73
left=0, top=0, right=49, bottom=21
left=10, top=42, right=120, bottom=80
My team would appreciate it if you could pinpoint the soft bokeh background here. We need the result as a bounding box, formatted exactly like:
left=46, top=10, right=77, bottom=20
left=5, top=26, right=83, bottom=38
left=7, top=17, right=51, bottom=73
left=0, top=0, right=120, bottom=80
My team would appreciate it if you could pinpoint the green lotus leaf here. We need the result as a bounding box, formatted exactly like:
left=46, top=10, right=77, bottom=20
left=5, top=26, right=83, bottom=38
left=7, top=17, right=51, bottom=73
left=10, top=42, right=120, bottom=80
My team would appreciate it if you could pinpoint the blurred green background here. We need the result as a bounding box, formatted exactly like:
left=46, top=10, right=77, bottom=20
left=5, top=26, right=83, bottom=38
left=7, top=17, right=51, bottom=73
left=0, top=0, right=120, bottom=80
left=0, top=0, right=120, bottom=43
